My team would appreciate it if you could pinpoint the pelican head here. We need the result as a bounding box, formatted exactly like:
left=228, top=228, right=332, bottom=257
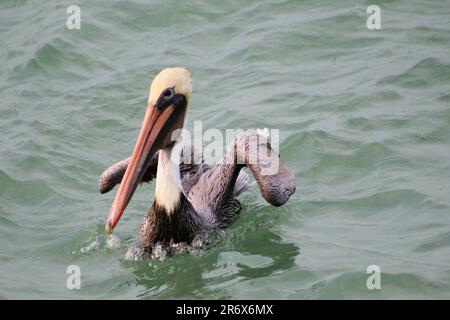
left=105, top=67, right=192, bottom=233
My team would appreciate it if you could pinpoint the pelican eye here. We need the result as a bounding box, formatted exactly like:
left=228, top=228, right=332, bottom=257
left=156, top=87, right=177, bottom=109
left=163, top=88, right=175, bottom=98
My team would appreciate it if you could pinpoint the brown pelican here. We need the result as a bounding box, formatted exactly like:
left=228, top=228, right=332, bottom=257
left=99, top=67, right=295, bottom=248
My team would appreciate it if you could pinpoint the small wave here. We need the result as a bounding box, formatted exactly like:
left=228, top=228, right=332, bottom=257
left=377, top=58, right=450, bottom=89
left=308, top=271, right=445, bottom=299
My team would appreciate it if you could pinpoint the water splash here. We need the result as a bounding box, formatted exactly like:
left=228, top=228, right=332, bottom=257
left=73, top=226, right=124, bottom=255
left=123, top=229, right=225, bottom=261
left=78, top=237, right=101, bottom=254
left=106, top=234, right=121, bottom=249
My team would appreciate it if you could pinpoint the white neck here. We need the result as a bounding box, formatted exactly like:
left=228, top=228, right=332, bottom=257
left=154, top=147, right=183, bottom=214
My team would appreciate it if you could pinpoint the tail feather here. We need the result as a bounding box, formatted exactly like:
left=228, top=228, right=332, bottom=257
left=233, top=169, right=254, bottom=196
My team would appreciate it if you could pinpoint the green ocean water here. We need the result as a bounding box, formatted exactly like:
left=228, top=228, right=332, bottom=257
left=1, top=0, right=450, bottom=299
